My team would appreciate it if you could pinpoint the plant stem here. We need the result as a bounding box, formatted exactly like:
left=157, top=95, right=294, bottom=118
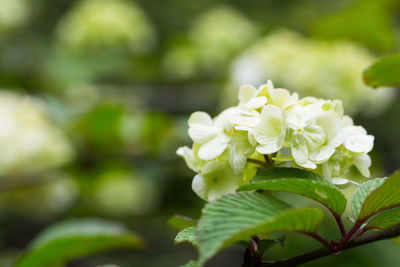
left=263, top=155, right=271, bottom=166
left=247, top=158, right=268, bottom=166
left=338, top=221, right=364, bottom=246
left=248, top=236, right=262, bottom=266
left=333, top=213, right=346, bottom=237
left=262, top=223, right=400, bottom=266
left=303, top=232, right=333, bottom=250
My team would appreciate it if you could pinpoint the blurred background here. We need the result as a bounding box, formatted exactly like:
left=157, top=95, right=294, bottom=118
left=0, top=0, right=399, bottom=266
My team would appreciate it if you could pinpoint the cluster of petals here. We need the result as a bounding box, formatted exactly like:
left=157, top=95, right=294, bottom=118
left=178, top=81, right=374, bottom=201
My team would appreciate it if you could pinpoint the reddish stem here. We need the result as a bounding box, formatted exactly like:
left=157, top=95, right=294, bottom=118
left=338, top=221, right=364, bottom=246
left=333, top=213, right=346, bottom=237
left=304, top=232, right=333, bottom=250
left=249, top=236, right=262, bottom=266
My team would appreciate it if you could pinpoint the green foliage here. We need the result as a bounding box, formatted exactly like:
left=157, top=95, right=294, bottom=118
left=352, top=171, right=400, bottom=221
left=256, top=236, right=285, bottom=256
left=366, top=207, right=400, bottom=230
left=351, top=178, right=387, bottom=220
left=197, top=192, right=323, bottom=264
left=175, top=226, right=197, bottom=246
left=363, top=53, right=400, bottom=88
left=15, top=219, right=144, bottom=267
left=181, top=260, right=202, bottom=267
left=168, top=215, right=197, bottom=231
left=239, top=178, right=347, bottom=216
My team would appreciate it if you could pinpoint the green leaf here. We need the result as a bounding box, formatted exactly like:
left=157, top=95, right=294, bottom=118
left=197, top=192, right=324, bottom=264
left=352, top=171, right=400, bottom=221
left=256, top=236, right=285, bottom=256
left=363, top=52, right=400, bottom=88
left=168, top=215, right=197, bottom=231
left=16, top=219, right=144, bottom=267
left=175, top=226, right=197, bottom=246
left=253, top=167, right=329, bottom=185
left=181, top=260, right=202, bottom=267
left=351, top=178, right=386, bottom=220
left=365, top=207, right=400, bottom=230
left=239, top=178, right=347, bottom=216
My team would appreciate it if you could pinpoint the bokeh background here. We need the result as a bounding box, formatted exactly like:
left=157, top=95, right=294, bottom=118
left=0, top=0, right=399, bottom=266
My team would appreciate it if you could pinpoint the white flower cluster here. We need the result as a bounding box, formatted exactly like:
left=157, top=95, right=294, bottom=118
left=57, top=0, right=155, bottom=52
left=178, top=81, right=374, bottom=201
left=228, top=30, right=395, bottom=115
left=0, top=91, right=74, bottom=176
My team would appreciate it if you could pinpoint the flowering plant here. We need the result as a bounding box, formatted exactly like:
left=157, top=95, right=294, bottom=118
left=173, top=80, right=400, bottom=267
left=178, top=80, right=373, bottom=201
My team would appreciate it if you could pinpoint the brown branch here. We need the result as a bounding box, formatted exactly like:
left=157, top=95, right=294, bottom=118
left=264, top=224, right=400, bottom=266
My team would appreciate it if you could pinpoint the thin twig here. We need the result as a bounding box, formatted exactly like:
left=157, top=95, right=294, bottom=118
left=333, top=213, right=346, bottom=237
left=302, top=232, right=333, bottom=250
left=263, top=223, right=400, bottom=266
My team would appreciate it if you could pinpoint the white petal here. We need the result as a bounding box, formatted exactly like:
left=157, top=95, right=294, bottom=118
left=255, top=82, right=271, bottom=98
left=192, top=174, right=207, bottom=200
left=233, top=114, right=261, bottom=128
left=353, top=154, right=371, bottom=177
left=188, top=124, right=219, bottom=143
left=341, top=115, right=354, bottom=127
left=345, top=125, right=367, bottom=136
left=188, top=111, right=212, bottom=126
left=235, top=125, right=252, bottom=131
left=291, top=135, right=309, bottom=165
left=232, top=131, right=254, bottom=155
left=253, top=105, right=285, bottom=145
left=229, top=146, right=247, bottom=175
left=248, top=130, right=257, bottom=147
left=316, top=110, right=342, bottom=139
left=198, top=136, right=228, bottom=160
left=245, top=96, right=268, bottom=110
left=256, top=136, right=283, bottom=154
left=270, top=88, right=296, bottom=109
left=344, top=135, right=374, bottom=154
left=238, top=84, right=257, bottom=104
left=196, top=163, right=242, bottom=201
left=298, top=160, right=317, bottom=169
left=309, top=146, right=335, bottom=163
left=303, top=124, right=325, bottom=151
left=206, top=175, right=240, bottom=202
left=176, top=146, right=198, bottom=172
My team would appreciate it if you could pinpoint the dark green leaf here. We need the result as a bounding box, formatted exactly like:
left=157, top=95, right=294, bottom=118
left=175, top=226, right=197, bottom=246
left=351, top=178, right=386, bottom=220
left=352, top=171, right=400, bottom=221
left=239, top=178, right=346, bottom=216
left=365, top=207, right=400, bottom=230
left=168, top=215, right=197, bottom=231
left=256, top=236, right=285, bottom=255
left=363, top=53, right=400, bottom=88
left=16, top=219, right=143, bottom=267
left=197, top=192, right=323, bottom=264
